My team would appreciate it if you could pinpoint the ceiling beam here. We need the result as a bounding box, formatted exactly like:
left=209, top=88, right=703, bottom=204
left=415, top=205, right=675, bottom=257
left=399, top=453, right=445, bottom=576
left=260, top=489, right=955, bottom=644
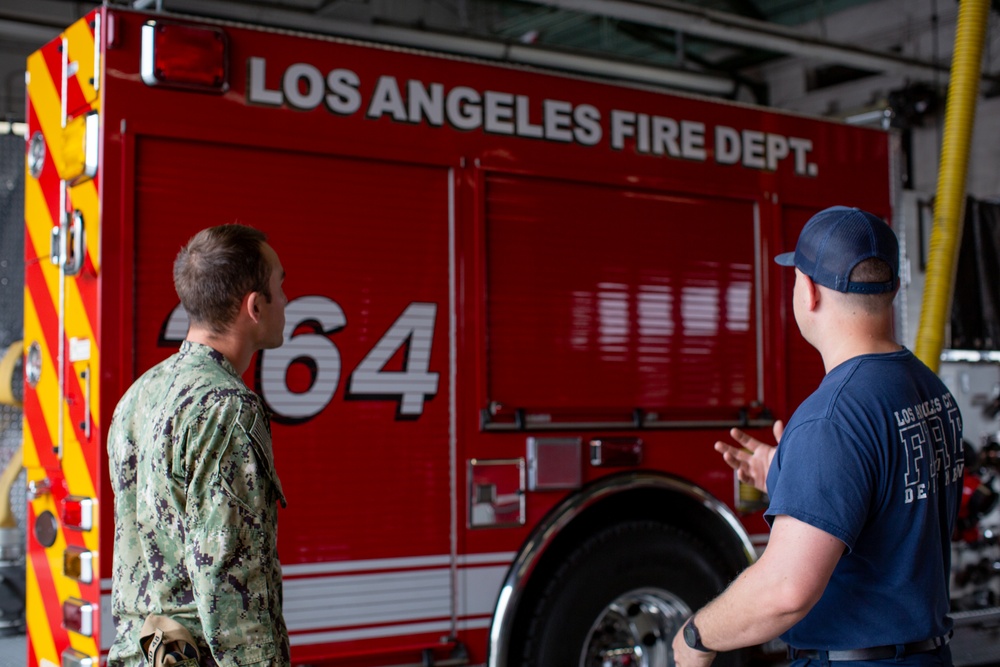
left=720, top=0, right=767, bottom=21
left=0, top=18, right=62, bottom=45
left=616, top=22, right=769, bottom=103
left=517, top=0, right=964, bottom=81
left=144, top=0, right=737, bottom=95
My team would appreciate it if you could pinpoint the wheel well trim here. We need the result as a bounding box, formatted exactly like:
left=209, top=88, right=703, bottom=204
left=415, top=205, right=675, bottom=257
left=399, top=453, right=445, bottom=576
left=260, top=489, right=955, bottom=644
left=486, top=471, right=757, bottom=667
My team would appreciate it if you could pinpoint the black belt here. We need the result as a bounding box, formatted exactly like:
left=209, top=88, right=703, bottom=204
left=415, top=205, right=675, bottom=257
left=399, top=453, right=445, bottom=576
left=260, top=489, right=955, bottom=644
left=787, top=633, right=952, bottom=662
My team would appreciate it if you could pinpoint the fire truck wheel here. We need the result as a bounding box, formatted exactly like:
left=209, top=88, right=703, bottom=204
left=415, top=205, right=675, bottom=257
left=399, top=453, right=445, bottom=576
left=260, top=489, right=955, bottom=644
left=516, top=519, right=741, bottom=667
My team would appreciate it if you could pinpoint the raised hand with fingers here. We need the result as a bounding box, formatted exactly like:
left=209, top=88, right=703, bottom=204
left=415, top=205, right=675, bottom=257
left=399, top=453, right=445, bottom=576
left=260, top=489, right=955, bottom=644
left=713, top=420, right=783, bottom=494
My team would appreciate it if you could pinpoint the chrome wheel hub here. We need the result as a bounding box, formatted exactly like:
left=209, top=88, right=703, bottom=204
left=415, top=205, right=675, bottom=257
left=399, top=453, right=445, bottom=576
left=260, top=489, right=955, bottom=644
left=580, top=588, right=691, bottom=667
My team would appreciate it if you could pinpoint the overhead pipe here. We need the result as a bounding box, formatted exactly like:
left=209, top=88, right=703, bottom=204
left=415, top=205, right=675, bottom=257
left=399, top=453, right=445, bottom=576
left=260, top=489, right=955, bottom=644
left=153, top=0, right=987, bottom=92
left=155, top=0, right=735, bottom=95
left=915, top=0, right=991, bottom=372
left=521, top=0, right=960, bottom=81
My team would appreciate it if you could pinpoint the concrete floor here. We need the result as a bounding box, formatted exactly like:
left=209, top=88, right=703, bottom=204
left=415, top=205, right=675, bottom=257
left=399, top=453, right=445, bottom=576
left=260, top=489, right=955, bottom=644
left=0, top=633, right=24, bottom=667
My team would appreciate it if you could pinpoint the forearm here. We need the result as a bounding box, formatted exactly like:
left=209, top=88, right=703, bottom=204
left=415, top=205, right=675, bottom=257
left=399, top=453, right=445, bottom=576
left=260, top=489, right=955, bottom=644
left=692, top=555, right=810, bottom=651
left=680, top=515, right=844, bottom=654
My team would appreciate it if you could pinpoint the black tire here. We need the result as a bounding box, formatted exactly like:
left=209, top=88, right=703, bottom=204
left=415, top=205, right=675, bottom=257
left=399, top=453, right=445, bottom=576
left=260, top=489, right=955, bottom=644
left=515, top=520, right=742, bottom=667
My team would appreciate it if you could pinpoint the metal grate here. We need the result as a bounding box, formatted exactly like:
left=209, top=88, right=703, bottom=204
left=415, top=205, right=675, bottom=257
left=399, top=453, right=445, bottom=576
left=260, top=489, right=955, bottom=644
left=0, top=130, right=27, bottom=644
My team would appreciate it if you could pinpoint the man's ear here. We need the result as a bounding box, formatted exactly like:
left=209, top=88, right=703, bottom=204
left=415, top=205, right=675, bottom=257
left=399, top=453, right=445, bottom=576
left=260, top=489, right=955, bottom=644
left=245, top=291, right=262, bottom=325
left=802, top=274, right=821, bottom=311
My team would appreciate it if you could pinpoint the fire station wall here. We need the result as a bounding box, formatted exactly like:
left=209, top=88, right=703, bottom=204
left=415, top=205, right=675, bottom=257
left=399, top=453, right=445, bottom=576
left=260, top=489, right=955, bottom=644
left=753, top=0, right=1000, bottom=362
left=755, top=0, right=1000, bottom=198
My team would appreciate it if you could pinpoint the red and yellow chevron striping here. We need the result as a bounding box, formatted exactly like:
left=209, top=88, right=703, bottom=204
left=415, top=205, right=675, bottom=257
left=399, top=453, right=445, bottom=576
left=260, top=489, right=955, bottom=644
left=24, top=9, right=103, bottom=667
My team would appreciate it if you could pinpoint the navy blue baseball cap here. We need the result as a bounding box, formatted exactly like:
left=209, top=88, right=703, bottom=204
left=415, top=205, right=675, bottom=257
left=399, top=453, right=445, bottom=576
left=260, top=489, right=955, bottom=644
left=775, top=206, right=899, bottom=294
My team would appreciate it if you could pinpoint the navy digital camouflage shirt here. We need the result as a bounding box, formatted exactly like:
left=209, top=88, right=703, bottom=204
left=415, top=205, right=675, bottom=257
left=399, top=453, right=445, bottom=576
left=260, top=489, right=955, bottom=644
left=107, top=341, right=289, bottom=667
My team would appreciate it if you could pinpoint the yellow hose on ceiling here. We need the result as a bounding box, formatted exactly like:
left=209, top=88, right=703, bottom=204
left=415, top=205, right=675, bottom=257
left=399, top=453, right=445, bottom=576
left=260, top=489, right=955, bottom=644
left=914, top=0, right=991, bottom=372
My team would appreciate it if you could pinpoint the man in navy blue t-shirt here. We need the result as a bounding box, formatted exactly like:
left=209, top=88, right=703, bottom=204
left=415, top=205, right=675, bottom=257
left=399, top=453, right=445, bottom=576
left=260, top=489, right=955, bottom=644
left=671, top=206, right=963, bottom=667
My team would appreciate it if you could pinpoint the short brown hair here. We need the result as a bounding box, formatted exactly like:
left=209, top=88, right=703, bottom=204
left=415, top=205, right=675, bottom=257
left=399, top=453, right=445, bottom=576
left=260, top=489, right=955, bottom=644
left=849, top=257, right=894, bottom=284
left=846, top=257, right=897, bottom=311
left=173, top=225, right=271, bottom=333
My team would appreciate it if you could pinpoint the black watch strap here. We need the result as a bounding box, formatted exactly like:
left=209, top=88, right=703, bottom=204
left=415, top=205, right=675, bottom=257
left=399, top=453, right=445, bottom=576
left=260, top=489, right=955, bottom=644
left=683, top=617, right=715, bottom=652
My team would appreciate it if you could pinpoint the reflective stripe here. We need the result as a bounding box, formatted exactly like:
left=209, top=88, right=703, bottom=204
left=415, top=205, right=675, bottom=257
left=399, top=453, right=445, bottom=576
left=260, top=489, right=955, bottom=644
left=25, top=11, right=102, bottom=667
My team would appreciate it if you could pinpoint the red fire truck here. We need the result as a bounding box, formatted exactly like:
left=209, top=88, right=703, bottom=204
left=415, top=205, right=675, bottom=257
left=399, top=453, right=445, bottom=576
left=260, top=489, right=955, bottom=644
left=22, top=6, right=898, bottom=667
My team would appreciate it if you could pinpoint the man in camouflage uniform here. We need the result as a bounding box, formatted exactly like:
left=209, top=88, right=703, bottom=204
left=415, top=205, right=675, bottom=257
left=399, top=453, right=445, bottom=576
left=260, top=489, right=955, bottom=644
left=107, top=225, right=290, bottom=667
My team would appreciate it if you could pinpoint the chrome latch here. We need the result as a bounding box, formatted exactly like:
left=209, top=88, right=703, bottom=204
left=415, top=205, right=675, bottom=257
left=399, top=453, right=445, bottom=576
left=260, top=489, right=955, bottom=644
left=27, top=478, right=52, bottom=501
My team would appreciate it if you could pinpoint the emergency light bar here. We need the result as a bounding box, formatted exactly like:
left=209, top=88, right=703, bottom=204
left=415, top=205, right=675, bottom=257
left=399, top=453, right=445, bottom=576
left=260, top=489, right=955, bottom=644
left=141, top=20, right=228, bottom=92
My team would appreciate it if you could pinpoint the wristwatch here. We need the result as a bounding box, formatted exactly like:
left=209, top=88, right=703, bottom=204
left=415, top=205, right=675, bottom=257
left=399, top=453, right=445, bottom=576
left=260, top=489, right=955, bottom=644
left=683, top=617, right=714, bottom=652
